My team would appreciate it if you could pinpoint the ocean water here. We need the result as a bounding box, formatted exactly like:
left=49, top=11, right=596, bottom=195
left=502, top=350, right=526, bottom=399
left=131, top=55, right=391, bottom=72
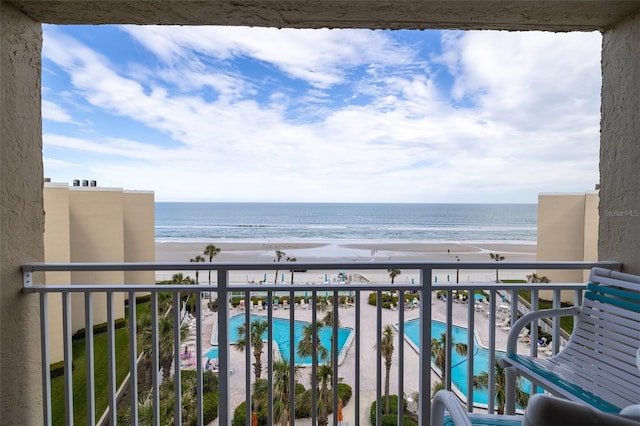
left=155, top=202, right=537, bottom=243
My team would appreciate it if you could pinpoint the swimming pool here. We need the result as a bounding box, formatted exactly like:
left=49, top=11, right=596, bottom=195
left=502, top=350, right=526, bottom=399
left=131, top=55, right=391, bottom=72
left=205, top=347, right=218, bottom=359
left=211, top=314, right=354, bottom=366
left=402, top=318, right=533, bottom=408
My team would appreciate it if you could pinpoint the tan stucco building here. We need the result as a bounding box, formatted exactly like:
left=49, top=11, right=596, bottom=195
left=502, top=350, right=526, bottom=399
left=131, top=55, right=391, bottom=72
left=536, top=191, right=599, bottom=286
left=43, top=181, right=155, bottom=362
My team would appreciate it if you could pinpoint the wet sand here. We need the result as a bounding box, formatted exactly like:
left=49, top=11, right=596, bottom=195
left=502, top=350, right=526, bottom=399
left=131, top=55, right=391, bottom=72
left=156, top=240, right=536, bottom=284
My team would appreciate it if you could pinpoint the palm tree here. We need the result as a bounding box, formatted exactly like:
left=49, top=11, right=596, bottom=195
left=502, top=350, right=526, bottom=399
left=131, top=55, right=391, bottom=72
left=380, top=325, right=395, bottom=414
left=527, top=273, right=550, bottom=283
left=203, top=244, right=221, bottom=286
left=296, top=363, right=334, bottom=426
left=274, top=249, right=285, bottom=284
left=171, top=272, right=196, bottom=312
left=297, top=317, right=336, bottom=426
left=171, top=272, right=192, bottom=284
left=431, top=332, right=468, bottom=394
left=189, top=254, right=205, bottom=284
left=388, top=268, right=401, bottom=284
left=286, top=256, right=297, bottom=284
left=235, top=319, right=269, bottom=381
left=489, top=252, right=505, bottom=283
left=119, top=374, right=198, bottom=426
left=473, top=358, right=530, bottom=414
left=138, top=312, right=189, bottom=381
left=297, top=323, right=329, bottom=363
left=254, top=359, right=301, bottom=426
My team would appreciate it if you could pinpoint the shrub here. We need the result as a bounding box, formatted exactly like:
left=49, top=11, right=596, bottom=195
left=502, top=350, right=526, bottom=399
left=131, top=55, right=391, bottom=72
left=72, top=317, right=127, bottom=340
left=49, top=360, right=67, bottom=379
left=202, top=391, right=219, bottom=424
left=337, top=383, right=353, bottom=405
left=233, top=401, right=268, bottom=426
left=370, top=395, right=416, bottom=425
left=203, top=370, right=218, bottom=392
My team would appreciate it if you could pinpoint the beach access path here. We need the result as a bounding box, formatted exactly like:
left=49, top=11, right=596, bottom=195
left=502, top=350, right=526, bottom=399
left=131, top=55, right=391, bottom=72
left=195, top=286, right=530, bottom=426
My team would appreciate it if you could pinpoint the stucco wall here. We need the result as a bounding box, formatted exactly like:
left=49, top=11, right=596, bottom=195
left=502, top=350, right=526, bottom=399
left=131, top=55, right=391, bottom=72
left=0, top=3, right=44, bottom=422
left=43, top=184, right=71, bottom=363
left=537, top=193, right=588, bottom=283
left=69, top=188, right=125, bottom=331
left=601, top=12, right=640, bottom=275
left=123, top=191, right=155, bottom=287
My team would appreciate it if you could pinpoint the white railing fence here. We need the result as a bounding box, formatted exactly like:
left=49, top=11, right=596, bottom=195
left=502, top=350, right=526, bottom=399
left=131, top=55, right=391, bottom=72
left=22, top=260, right=620, bottom=426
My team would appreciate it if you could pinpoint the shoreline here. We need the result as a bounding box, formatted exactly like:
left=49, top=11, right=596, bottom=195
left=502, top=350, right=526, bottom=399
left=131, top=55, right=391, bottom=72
left=155, top=240, right=537, bottom=284
left=156, top=240, right=536, bottom=262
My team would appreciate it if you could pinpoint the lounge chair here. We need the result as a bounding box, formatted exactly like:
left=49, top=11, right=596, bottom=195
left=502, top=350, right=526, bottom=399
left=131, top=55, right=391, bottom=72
left=522, top=393, right=640, bottom=426
left=499, top=267, right=640, bottom=415
left=431, top=390, right=523, bottom=426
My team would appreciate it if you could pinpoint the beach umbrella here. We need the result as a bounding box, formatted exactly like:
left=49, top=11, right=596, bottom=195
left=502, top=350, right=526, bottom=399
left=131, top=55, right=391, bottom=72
left=447, top=274, right=450, bottom=282
left=324, top=273, right=329, bottom=282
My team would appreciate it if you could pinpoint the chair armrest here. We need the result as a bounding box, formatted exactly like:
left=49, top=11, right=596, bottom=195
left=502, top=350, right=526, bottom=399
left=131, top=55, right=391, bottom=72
left=505, top=306, right=580, bottom=354
left=431, top=390, right=472, bottom=426
left=523, top=394, right=640, bottom=426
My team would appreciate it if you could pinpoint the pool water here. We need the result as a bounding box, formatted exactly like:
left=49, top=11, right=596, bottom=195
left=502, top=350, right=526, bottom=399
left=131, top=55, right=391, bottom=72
left=205, top=347, right=218, bottom=359
left=403, top=318, right=534, bottom=408
left=212, top=314, right=353, bottom=366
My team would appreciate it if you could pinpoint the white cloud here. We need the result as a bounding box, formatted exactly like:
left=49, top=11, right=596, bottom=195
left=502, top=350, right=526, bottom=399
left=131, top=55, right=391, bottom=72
left=42, top=100, right=75, bottom=123
left=42, top=27, right=603, bottom=202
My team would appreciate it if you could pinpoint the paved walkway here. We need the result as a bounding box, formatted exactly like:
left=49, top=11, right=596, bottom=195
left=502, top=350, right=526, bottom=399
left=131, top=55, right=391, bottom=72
left=196, top=288, right=530, bottom=425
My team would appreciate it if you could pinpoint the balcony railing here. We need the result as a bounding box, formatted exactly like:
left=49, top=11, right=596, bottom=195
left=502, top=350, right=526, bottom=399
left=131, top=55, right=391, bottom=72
left=22, top=260, right=621, bottom=426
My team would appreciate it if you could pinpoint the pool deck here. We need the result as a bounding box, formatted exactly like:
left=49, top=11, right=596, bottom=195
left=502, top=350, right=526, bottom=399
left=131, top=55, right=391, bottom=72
left=188, top=290, right=531, bottom=425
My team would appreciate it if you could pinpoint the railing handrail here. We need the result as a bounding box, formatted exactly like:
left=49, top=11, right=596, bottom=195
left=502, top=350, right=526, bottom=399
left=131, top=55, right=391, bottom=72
left=22, top=260, right=621, bottom=293
left=21, top=259, right=622, bottom=272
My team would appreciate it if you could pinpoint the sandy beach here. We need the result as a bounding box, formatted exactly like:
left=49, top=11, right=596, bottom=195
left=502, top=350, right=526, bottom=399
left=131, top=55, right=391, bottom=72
left=169, top=240, right=537, bottom=424
left=156, top=240, right=537, bottom=284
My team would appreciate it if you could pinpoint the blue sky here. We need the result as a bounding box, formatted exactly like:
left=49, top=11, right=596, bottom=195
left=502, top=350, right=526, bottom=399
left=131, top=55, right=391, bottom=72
left=42, top=26, right=602, bottom=203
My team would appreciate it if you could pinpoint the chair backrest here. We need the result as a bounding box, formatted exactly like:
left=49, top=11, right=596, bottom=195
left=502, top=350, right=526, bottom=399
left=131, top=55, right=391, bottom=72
left=560, top=267, right=640, bottom=410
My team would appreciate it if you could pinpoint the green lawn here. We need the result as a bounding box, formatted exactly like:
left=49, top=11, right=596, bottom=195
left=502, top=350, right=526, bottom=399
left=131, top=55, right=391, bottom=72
left=51, top=327, right=131, bottom=425
left=518, top=291, right=574, bottom=334
left=51, top=299, right=150, bottom=425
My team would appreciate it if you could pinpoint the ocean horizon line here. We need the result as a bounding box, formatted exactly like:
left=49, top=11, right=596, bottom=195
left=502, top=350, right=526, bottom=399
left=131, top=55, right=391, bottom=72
left=155, top=201, right=538, bottom=206
left=155, top=237, right=537, bottom=245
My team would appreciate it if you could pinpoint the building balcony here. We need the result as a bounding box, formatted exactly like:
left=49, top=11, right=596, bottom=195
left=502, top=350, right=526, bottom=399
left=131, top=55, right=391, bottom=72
left=23, top=260, right=621, bottom=425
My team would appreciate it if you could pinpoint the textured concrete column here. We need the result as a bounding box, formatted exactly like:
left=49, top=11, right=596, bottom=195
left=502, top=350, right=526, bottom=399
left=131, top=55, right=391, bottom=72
left=0, top=3, right=45, bottom=424
left=600, top=12, right=640, bottom=274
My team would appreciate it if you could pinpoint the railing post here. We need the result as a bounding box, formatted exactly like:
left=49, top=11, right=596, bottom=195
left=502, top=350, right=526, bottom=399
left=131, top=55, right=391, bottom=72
left=173, top=292, right=182, bottom=426
left=40, top=292, right=52, bottom=426
left=418, top=267, right=433, bottom=425
left=217, top=268, right=230, bottom=426
left=128, top=291, right=139, bottom=424
left=107, top=292, right=117, bottom=423
left=151, top=292, right=160, bottom=425
left=85, top=292, right=95, bottom=425
left=62, top=292, right=74, bottom=426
